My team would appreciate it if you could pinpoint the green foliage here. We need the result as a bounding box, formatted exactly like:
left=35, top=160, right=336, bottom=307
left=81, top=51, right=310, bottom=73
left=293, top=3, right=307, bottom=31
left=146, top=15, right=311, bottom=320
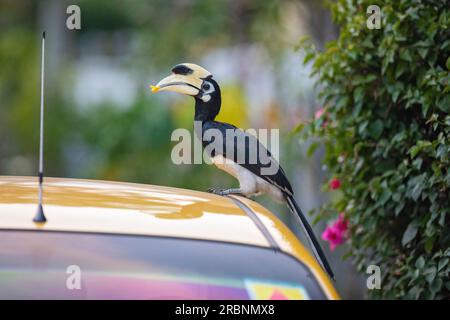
left=299, top=0, right=450, bottom=299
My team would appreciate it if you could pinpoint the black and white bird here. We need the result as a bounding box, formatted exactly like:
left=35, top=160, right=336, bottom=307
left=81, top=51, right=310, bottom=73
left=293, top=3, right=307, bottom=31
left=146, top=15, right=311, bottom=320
left=151, top=63, right=334, bottom=279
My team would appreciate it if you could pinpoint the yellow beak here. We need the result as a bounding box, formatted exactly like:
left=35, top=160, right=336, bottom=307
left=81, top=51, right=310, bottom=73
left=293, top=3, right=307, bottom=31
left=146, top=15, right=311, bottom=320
left=149, top=73, right=201, bottom=96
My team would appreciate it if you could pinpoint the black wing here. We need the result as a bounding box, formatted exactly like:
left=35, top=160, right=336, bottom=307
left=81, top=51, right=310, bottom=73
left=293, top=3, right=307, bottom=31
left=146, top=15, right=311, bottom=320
left=201, top=121, right=293, bottom=196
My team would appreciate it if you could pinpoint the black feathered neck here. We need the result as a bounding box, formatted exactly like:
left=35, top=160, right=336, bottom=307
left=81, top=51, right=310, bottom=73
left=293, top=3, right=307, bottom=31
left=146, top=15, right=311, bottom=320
left=194, top=78, right=221, bottom=122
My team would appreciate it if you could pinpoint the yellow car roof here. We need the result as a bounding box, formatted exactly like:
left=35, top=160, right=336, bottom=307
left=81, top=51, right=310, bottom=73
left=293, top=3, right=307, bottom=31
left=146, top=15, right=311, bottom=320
left=0, top=176, right=339, bottom=299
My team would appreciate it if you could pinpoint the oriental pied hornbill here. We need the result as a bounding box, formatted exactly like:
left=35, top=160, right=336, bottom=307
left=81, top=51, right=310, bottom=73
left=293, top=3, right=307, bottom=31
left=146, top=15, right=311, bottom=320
left=151, top=63, right=334, bottom=279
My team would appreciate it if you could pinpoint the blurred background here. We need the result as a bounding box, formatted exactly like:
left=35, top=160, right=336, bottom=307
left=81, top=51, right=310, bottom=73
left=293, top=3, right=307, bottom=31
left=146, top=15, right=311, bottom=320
left=0, top=0, right=365, bottom=298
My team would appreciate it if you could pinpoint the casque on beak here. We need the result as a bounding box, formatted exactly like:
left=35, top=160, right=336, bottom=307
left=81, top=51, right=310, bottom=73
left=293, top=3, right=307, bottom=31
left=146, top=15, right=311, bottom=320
left=150, top=63, right=212, bottom=97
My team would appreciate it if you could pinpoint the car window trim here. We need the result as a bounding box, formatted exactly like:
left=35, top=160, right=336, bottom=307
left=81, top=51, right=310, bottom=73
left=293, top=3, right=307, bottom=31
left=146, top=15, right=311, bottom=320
left=226, top=195, right=280, bottom=250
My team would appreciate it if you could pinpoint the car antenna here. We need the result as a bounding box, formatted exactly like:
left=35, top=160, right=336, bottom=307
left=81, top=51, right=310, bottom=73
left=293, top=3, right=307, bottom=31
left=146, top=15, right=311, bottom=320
left=33, top=31, right=47, bottom=223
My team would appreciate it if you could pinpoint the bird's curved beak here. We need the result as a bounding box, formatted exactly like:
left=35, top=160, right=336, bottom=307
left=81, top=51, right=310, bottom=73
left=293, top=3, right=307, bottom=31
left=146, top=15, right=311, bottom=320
left=150, top=73, right=202, bottom=96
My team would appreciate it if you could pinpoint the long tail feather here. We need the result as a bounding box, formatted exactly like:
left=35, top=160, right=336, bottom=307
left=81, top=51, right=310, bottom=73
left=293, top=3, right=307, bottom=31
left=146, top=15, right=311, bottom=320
left=286, top=195, right=335, bottom=280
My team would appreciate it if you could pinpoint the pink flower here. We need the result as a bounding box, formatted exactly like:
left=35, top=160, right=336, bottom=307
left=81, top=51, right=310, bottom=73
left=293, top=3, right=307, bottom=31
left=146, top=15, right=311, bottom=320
left=329, top=177, right=341, bottom=190
left=321, top=225, right=344, bottom=251
left=334, top=213, right=349, bottom=233
left=322, top=213, right=350, bottom=251
left=315, top=108, right=325, bottom=119
left=314, top=108, right=328, bottom=128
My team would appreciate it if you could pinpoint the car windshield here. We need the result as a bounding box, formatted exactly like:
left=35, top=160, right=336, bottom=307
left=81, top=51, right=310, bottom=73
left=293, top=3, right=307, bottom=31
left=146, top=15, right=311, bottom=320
left=0, top=230, right=326, bottom=299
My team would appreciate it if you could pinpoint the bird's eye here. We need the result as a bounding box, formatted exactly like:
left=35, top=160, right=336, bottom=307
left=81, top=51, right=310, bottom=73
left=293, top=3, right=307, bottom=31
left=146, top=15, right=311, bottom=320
left=202, top=83, right=211, bottom=91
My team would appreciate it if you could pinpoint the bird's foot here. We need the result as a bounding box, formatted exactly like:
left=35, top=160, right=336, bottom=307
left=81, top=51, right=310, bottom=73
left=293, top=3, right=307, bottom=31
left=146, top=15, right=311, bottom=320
left=207, top=188, right=224, bottom=195
left=207, top=188, right=248, bottom=198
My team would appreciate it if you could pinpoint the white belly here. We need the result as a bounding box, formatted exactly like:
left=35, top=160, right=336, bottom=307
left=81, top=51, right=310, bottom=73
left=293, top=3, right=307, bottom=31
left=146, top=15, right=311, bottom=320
left=211, top=154, right=285, bottom=202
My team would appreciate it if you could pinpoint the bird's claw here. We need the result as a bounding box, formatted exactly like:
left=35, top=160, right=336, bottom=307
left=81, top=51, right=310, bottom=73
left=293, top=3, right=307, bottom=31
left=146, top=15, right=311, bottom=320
left=207, top=188, right=249, bottom=198
left=207, top=188, right=225, bottom=195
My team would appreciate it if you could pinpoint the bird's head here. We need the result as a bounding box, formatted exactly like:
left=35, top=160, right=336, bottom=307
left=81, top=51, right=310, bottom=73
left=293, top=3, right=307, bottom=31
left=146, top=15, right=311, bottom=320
left=150, top=63, right=221, bottom=121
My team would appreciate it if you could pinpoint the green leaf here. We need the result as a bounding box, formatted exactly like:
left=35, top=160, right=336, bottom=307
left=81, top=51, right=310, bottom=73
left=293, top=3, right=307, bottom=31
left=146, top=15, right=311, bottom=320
left=411, top=182, right=424, bottom=202
left=294, top=35, right=313, bottom=51
left=409, top=146, right=420, bottom=158
left=430, top=278, right=443, bottom=293
left=292, top=122, right=305, bottom=135
left=412, top=157, right=423, bottom=170
left=379, top=189, right=391, bottom=205
left=307, top=142, right=320, bottom=157
left=437, top=95, right=450, bottom=112
left=368, top=120, right=383, bottom=139
left=335, top=96, right=349, bottom=109
left=354, top=86, right=364, bottom=104
left=303, top=52, right=315, bottom=64
left=400, top=49, right=412, bottom=62
left=425, top=236, right=436, bottom=253
left=438, top=258, right=449, bottom=272
left=415, top=256, right=425, bottom=269
left=418, top=47, right=428, bottom=59
left=395, top=61, right=407, bottom=79
left=424, top=266, right=437, bottom=283
left=392, top=89, right=400, bottom=103
left=402, top=222, right=418, bottom=246
left=395, top=202, right=405, bottom=216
